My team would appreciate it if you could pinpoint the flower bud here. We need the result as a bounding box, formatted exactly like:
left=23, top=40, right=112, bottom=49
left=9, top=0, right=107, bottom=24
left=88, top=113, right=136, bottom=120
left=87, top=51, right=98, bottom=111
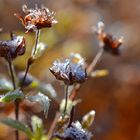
left=0, top=34, right=26, bottom=59
left=81, top=110, right=95, bottom=129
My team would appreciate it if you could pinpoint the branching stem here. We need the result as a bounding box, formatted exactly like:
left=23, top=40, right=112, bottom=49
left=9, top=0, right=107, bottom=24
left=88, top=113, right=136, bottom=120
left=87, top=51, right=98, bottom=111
left=22, top=29, right=40, bottom=86
left=32, top=29, right=40, bottom=56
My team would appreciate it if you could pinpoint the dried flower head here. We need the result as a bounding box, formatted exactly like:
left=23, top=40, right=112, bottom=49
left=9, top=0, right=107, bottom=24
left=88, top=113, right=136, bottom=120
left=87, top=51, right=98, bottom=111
left=0, top=34, right=26, bottom=59
left=64, top=122, right=92, bottom=140
left=95, top=21, right=123, bottom=55
left=54, top=121, right=92, bottom=140
left=50, top=53, right=87, bottom=85
left=14, top=5, right=58, bottom=32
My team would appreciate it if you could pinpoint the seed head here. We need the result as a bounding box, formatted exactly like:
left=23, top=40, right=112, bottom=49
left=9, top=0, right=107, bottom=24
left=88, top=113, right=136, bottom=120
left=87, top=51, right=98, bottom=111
left=14, top=5, right=58, bottom=32
left=95, top=21, right=123, bottom=55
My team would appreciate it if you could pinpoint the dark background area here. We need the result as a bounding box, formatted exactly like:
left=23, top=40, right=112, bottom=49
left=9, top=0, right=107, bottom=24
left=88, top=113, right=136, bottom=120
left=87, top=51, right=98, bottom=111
left=0, top=0, right=140, bottom=140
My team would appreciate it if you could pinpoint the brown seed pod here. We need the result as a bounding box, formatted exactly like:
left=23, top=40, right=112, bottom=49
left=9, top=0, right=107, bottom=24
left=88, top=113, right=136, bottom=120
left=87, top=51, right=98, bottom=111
left=0, top=34, right=26, bottom=59
left=95, top=22, right=123, bottom=55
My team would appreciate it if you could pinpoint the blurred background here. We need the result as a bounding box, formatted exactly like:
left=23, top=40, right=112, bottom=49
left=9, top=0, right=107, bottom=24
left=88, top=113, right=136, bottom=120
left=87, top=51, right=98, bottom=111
left=0, top=0, right=140, bottom=140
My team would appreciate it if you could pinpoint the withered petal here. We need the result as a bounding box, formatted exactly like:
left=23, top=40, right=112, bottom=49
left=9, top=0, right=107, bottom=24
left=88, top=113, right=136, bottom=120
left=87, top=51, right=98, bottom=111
left=50, top=54, right=87, bottom=85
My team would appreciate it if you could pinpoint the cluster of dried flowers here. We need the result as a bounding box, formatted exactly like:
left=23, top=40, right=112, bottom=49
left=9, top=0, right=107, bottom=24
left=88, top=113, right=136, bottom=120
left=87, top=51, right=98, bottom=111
left=15, top=5, right=58, bottom=32
left=0, top=4, right=123, bottom=140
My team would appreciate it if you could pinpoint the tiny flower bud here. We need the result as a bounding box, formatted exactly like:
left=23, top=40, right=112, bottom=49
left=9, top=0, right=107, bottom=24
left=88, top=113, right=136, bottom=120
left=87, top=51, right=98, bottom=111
left=82, top=110, right=96, bottom=129
left=90, top=69, right=109, bottom=78
left=57, top=115, right=69, bottom=128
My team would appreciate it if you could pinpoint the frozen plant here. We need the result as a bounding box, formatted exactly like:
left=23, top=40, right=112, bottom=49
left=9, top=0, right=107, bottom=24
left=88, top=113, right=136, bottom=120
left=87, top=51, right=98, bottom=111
left=0, top=4, right=124, bottom=140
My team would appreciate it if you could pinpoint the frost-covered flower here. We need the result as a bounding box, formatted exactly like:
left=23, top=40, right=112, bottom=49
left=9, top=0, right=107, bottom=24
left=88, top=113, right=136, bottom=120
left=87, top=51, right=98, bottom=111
left=49, top=53, right=87, bottom=85
left=63, top=121, right=92, bottom=140
left=95, top=21, right=123, bottom=55
left=0, top=34, right=26, bottom=59
left=15, top=5, right=58, bottom=32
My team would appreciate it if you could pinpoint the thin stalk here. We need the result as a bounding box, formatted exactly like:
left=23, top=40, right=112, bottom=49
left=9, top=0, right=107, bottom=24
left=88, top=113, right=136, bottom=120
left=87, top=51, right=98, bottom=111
left=14, top=101, right=19, bottom=140
left=48, top=112, right=60, bottom=140
left=32, top=29, right=40, bottom=56
left=22, top=29, right=40, bottom=86
left=86, top=47, right=104, bottom=74
left=7, top=55, right=19, bottom=140
left=63, top=84, right=69, bottom=118
left=67, top=106, right=75, bottom=128
left=21, top=60, right=30, bottom=86
left=7, top=57, right=16, bottom=89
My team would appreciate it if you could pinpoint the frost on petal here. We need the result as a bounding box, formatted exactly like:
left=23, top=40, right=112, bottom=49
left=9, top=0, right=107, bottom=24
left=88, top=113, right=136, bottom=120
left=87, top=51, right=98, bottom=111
left=50, top=53, right=87, bottom=85
left=63, top=121, right=92, bottom=140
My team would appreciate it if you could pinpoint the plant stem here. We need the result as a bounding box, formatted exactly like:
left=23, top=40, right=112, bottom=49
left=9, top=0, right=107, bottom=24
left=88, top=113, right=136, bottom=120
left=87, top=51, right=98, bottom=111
left=86, top=47, right=104, bottom=74
left=21, top=60, right=30, bottom=86
left=32, top=29, right=40, bottom=56
left=14, top=101, right=19, bottom=140
left=7, top=57, right=16, bottom=89
left=48, top=112, right=60, bottom=140
left=7, top=55, right=19, bottom=140
left=22, top=29, right=40, bottom=86
left=67, top=106, right=75, bottom=128
left=63, top=84, right=69, bottom=118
